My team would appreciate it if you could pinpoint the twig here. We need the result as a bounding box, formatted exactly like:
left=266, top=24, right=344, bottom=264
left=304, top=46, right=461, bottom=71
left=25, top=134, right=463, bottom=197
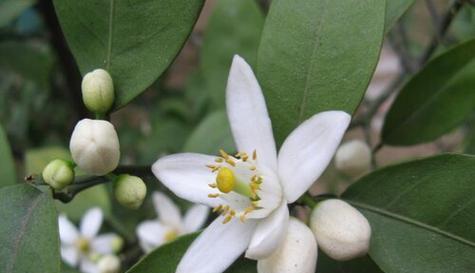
left=419, top=0, right=466, bottom=65
left=425, top=0, right=441, bottom=29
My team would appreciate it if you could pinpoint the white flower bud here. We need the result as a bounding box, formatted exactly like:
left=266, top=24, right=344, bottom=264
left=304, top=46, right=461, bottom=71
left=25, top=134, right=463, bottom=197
left=334, top=140, right=372, bottom=177
left=82, top=69, right=114, bottom=114
left=69, top=119, right=120, bottom=176
left=258, top=217, right=317, bottom=273
left=114, top=174, right=147, bottom=209
left=97, top=255, right=121, bottom=273
left=42, top=159, right=74, bottom=190
left=310, top=199, right=371, bottom=261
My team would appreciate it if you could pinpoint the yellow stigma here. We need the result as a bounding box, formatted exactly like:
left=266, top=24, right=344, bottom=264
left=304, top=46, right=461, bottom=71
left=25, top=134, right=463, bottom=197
left=216, top=167, right=235, bottom=193
left=164, top=230, right=178, bottom=242
left=75, top=237, right=90, bottom=253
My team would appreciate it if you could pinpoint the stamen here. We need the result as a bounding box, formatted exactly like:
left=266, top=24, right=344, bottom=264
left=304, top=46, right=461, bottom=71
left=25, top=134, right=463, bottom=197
left=252, top=150, right=257, bottom=160
left=208, top=193, right=220, bottom=198
left=225, top=158, right=236, bottom=167
left=215, top=158, right=224, bottom=163
left=219, top=149, right=229, bottom=159
left=208, top=183, right=217, bottom=188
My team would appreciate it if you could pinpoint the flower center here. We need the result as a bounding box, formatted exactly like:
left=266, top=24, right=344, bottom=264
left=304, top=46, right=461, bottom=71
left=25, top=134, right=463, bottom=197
left=207, top=149, right=263, bottom=224
left=75, top=237, right=90, bottom=253
left=164, top=229, right=179, bottom=242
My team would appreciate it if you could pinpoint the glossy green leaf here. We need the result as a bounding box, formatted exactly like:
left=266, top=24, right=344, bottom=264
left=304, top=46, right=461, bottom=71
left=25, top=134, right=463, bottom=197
left=385, top=0, right=415, bottom=32
left=201, top=0, right=264, bottom=107
left=183, top=111, right=235, bottom=154
left=53, top=0, right=204, bottom=109
left=127, top=232, right=256, bottom=273
left=0, top=0, right=34, bottom=27
left=317, top=253, right=383, bottom=273
left=0, top=124, right=16, bottom=187
left=382, top=39, right=475, bottom=145
left=343, top=154, right=475, bottom=273
left=257, top=0, right=385, bottom=144
left=0, top=184, right=60, bottom=273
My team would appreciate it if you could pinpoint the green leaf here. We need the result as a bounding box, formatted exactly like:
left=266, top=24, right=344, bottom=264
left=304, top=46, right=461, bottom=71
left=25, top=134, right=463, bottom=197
left=343, top=154, right=475, bottom=273
left=183, top=111, right=235, bottom=154
left=0, top=124, right=16, bottom=187
left=382, top=39, right=475, bottom=145
left=201, top=0, right=264, bottom=107
left=127, top=232, right=256, bottom=273
left=0, top=0, right=34, bottom=28
left=0, top=184, right=60, bottom=273
left=385, top=0, right=416, bottom=32
left=257, top=0, right=385, bottom=144
left=317, top=253, right=383, bottom=273
left=53, top=0, right=204, bottom=109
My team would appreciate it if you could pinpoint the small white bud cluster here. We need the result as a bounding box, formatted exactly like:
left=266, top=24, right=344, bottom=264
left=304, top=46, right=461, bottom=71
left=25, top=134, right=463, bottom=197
left=114, top=174, right=147, bottom=209
left=334, top=140, right=372, bottom=177
left=310, top=199, right=371, bottom=261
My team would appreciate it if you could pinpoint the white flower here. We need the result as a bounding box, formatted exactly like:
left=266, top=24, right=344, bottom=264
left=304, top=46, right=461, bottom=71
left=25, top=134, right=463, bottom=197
left=136, top=192, right=209, bottom=253
left=152, top=55, right=350, bottom=273
left=310, top=199, right=371, bottom=261
left=59, top=208, right=120, bottom=273
left=69, top=119, right=120, bottom=176
left=334, top=140, right=372, bottom=177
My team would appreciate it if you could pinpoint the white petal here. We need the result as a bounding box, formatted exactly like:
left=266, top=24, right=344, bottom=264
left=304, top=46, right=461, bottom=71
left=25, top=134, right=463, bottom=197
left=257, top=218, right=318, bottom=273
left=245, top=200, right=289, bottom=259
left=80, top=207, right=103, bottom=238
left=183, top=204, right=209, bottom=233
left=177, top=217, right=257, bottom=273
left=226, top=55, right=277, bottom=171
left=58, top=215, right=79, bottom=244
left=91, top=233, right=119, bottom=255
left=136, top=220, right=168, bottom=252
left=61, top=246, right=79, bottom=267
left=152, top=153, right=221, bottom=207
left=153, top=192, right=183, bottom=229
left=278, top=111, right=350, bottom=203
left=80, top=258, right=99, bottom=273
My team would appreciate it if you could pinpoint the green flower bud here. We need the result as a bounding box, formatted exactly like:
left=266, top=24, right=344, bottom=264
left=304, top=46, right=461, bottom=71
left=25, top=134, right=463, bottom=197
left=42, top=159, right=75, bottom=190
left=81, top=69, right=114, bottom=114
left=114, top=175, right=146, bottom=209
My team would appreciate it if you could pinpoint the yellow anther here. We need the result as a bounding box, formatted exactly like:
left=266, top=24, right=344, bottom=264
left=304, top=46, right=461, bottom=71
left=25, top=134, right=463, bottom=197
left=252, top=150, right=257, bottom=160
left=225, top=158, right=236, bottom=167
left=208, top=193, right=220, bottom=198
left=215, top=157, right=224, bottom=163
left=249, top=166, right=256, bottom=171
left=213, top=205, right=223, bottom=212
left=216, top=167, right=235, bottom=193
left=208, top=183, right=217, bottom=188
left=164, top=230, right=178, bottom=242
left=219, top=149, right=229, bottom=159
left=223, top=215, right=233, bottom=224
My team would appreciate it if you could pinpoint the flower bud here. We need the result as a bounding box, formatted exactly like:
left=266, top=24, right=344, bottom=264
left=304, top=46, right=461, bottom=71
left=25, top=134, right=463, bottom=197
left=258, top=217, right=317, bottom=273
left=81, top=69, right=114, bottom=114
left=334, top=140, right=371, bottom=177
left=42, top=159, right=74, bottom=190
left=97, top=255, right=121, bottom=273
left=310, top=199, right=371, bottom=261
left=114, top=174, right=147, bottom=209
left=69, top=119, right=120, bottom=176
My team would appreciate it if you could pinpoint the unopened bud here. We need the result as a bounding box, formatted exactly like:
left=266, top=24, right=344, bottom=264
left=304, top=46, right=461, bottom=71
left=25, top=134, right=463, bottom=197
left=97, top=255, right=121, bottom=273
left=334, top=140, right=371, bottom=177
left=114, top=174, right=147, bottom=209
left=82, top=69, right=114, bottom=114
left=258, top=217, right=317, bottom=273
left=69, top=119, right=120, bottom=175
left=42, top=159, right=74, bottom=190
left=310, top=199, right=371, bottom=261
